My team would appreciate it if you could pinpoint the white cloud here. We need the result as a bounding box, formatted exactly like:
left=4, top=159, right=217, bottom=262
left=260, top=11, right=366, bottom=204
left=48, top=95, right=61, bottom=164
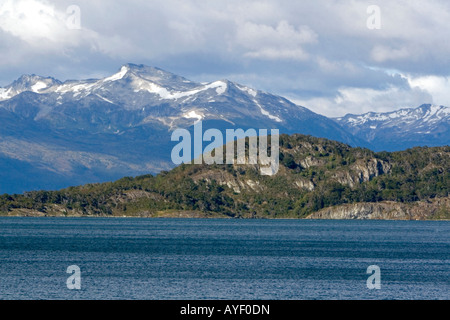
left=291, top=68, right=450, bottom=117
left=292, top=85, right=433, bottom=117
left=0, top=0, right=78, bottom=47
left=236, top=20, right=318, bottom=61
left=406, top=74, right=450, bottom=107
left=0, top=0, right=135, bottom=58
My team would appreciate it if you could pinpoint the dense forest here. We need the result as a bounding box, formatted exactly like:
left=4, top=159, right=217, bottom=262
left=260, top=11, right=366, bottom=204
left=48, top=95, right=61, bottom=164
left=1, top=134, right=449, bottom=219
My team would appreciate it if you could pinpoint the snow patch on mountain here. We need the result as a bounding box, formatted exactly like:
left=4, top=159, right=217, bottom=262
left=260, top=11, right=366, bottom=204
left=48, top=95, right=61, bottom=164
left=55, top=82, right=96, bottom=96
left=96, top=94, right=114, bottom=104
left=423, top=105, right=446, bottom=122
left=183, top=110, right=204, bottom=123
left=133, top=79, right=171, bottom=98
left=103, top=66, right=129, bottom=82
left=253, top=99, right=283, bottom=122
left=209, top=81, right=227, bottom=95
left=31, top=81, right=48, bottom=92
left=236, top=84, right=257, bottom=97
left=0, top=88, right=11, bottom=100
left=132, top=78, right=227, bottom=100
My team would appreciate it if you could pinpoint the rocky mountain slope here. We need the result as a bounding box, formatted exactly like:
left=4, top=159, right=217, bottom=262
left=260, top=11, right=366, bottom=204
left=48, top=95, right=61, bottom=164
left=307, top=197, right=449, bottom=220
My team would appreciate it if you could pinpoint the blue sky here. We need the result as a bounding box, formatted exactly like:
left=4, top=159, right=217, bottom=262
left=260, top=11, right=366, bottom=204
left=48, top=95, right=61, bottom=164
left=0, top=0, right=449, bottom=117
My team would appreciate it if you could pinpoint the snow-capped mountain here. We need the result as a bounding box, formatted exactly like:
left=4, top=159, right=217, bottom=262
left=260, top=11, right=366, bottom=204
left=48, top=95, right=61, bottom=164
left=0, top=64, right=358, bottom=194
left=335, top=104, right=450, bottom=151
left=0, top=64, right=448, bottom=194
left=0, top=74, right=61, bottom=100
left=0, top=64, right=356, bottom=138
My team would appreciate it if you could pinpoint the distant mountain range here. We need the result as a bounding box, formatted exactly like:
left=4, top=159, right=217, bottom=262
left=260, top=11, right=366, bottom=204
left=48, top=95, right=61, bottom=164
left=334, top=105, right=450, bottom=151
left=0, top=63, right=448, bottom=194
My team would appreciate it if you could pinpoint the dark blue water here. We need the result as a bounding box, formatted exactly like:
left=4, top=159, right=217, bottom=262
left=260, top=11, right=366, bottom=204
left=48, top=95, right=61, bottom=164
left=0, top=217, right=448, bottom=300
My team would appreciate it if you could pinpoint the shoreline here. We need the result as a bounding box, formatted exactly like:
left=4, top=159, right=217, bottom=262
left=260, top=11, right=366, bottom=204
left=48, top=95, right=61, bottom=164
left=1, top=213, right=449, bottom=222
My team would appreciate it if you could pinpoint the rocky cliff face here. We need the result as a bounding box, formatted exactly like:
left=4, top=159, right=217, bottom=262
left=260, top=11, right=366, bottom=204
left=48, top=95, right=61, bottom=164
left=332, top=158, right=391, bottom=187
left=306, top=197, right=449, bottom=220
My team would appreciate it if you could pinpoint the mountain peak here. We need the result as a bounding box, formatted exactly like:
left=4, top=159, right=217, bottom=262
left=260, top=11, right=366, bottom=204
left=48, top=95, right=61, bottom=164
left=101, top=64, right=198, bottom=90
left=0, top=74, right=61, bottom=100
left=121, top=63, right=175, bottom=77
left=102, top=65, right=130, bottom=82
left=13, top=74, right=59, bottom=86
left=417, top=104, right=448, bottom=115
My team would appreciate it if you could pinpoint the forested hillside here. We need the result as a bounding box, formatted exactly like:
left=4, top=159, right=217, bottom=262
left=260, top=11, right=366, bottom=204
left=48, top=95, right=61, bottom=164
left=1, top=134, right=448, bottom=219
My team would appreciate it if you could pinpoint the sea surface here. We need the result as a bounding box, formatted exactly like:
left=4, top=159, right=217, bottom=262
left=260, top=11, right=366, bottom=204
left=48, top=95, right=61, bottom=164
left=0, top=217, right=448, bottom=300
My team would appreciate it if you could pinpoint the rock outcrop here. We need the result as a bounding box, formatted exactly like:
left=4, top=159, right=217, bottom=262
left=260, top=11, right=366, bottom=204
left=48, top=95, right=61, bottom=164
left=332, top=158, right=391, bottom=187
left=306, top=197, right=450, bottom=220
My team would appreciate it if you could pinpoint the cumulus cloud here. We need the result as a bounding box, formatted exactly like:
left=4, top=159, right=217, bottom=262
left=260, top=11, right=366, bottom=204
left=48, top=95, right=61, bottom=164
left=290, top=68, right=450, bottom=117
left=0, top=0, right=87, bottom=49
left=0, top=0, right=139, bottom=63
left=293, top=84, right=433, bottom=118
left=406, top=74, right=450, bottom=107
left=0, top=0, right=62, bottom=42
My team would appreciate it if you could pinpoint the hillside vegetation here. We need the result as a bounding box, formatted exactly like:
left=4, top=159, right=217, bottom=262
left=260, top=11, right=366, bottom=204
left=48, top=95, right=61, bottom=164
left=1, top=134, right=449, bottom=219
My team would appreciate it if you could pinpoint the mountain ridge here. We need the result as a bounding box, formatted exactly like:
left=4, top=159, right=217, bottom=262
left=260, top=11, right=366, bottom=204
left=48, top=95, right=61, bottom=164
left=0, top=64, right=359, bottom=194
left=335, top=104, right=450, bottom=151
left=0, top=64, right=448, bottom=194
